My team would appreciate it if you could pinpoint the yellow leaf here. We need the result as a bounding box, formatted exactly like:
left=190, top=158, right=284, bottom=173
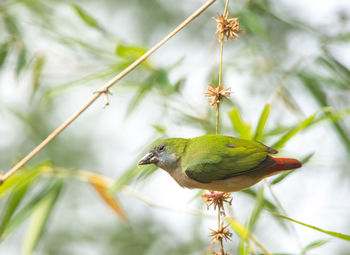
left=88, top=175, right=128, bottom=222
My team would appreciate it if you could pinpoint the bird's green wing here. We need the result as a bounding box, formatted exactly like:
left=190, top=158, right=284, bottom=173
left=182, top=135, right=277, bottom=183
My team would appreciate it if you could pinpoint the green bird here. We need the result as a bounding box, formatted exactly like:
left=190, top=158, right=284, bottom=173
left=139, top=135, right=302, bottom=192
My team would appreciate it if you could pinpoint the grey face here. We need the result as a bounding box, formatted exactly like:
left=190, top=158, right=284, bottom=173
left=138, top=145, right=166, bottom=165
left=138, top=145, right=178, bottom=172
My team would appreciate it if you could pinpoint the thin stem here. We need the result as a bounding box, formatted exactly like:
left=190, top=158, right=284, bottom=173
left=0, top=0, right=217, bottom=185
left=217, top=207, right=224, bottom=252
left=223, top=0, right=230, bottom=15
left=218, top=40, right=224, bottom=86
left=216, top=1, right=230, bottom=253
left=218, top=0, right=229, bottom=87
left=215, top=40, right=223, bottom=135
left=216, top=104, right=220, bottom=134
left=216, top=0, right=229, bottom=136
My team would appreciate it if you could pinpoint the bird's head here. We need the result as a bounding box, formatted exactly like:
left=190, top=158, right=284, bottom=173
left=138, top=138, right=187, bottom=172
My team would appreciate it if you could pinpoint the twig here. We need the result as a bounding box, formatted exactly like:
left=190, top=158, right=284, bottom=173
left=94, top=88, right=112, bottom=108
left=0, top=0, right=217, bottom=185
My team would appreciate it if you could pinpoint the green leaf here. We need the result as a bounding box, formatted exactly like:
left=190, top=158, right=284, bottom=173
left=301, top=239, right=330, bottom=255
left=31, top=55, right=46, bottom=99
left=271, top=112, right=317, bottom=150
left=152, top=125, right=166, bottom=135
left=44, top=67, right=116, bottom=102
left=299, top=73, right=350, bottom=154
left=240, top=10, right=267, bottom=37
left=239, top=186, right=266, bottom=255
left=136, top=164, right=157, bottom=181
left=241, top=188, right=277, bottom=212
left=0, top=164, right=43, bottom=198
left=229, top=107, right=252, bottom=139
left=116, top=44, right=147, bottom=61
left=268, top=210, right=350, bottom=241
left=247, top=185, right=265, bottom=232
left=126, top=84, right=152, bottom=116
left=270, top=170, right=293, bottom=186
left=0, top=184, right=29, bottom=239
left=16, top=46, right=27, bottom=77
left=254, top=104, right=270, bottom=141
left=0, top=42, right=10, bottom=70
left=238, top=239, right=248, bottom=255
left=241, top=188, right=288, bottom=230
left=4, top=13, right=20, bottom=36
left=226, top=217, right=273, bottom=255
left=318, top=54, right=350, bottom=88
left=22, top=180, right=63, bottom=255
left=71, top=4, right=102, bottom=30
left=1, top=181, right=61, bottom=241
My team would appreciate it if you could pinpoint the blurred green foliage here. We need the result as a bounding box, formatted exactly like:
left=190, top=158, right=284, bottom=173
left=1, top=0, right=350, bottom=254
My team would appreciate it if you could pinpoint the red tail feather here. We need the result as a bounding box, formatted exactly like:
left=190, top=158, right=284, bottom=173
left=268, top=157, right=302, bottom=172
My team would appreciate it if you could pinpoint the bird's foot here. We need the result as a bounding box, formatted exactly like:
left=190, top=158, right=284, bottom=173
left=201, top=190, right=227, bottom=198
left=201, top=190, right=232, bottom=212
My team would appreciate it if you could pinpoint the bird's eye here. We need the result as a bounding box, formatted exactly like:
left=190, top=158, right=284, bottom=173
left=158, top=145, right=165, bottom=152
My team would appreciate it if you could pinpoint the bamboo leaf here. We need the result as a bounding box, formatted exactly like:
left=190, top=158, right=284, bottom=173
left=301, top=239, right=330, bottom=255
left=268, top=210, right=350, bottom=241
left=241, top=188, right=276, bottom=211
left=71, top=4, right=103, bottom=31
left=152, top=125, right=166, bottom=135
left=0, top=42, right=10, bottom=70
left=226, top=217, right=248, bottom=238
left=0, top=165, right=43, bottom=198
left=16, top=46, right=27, bottom=77
left=229, top=107, right=252, bottom=139
left=241, top=188, right=288, bottom=230
left=247, top=186, right=265, bottom=232
left=239, top=186, right=265, bottom=255
left=116, top=44, right=147, bottom=60
left=271, top=112, right=317, bottom=150
left=89, top=175, right=128, bottom=222
left=4, top=13, right=20, bottom=36
left=22, top=180, right=63, bottom=255
left=136, top=164, right=157, bottom=181
left=225, top=217, right=272, bottom=255
left=0, top=184, right=29, bottom=239
left=318, top=54, right=350, bottom=88
left=299, top=72, right=350, bottom=154
left=126, top=85, right=152, bottom=116
left=31, top=56, right=46, bottom=99
left=254, top=104, right=270, bottom=141
left=1, top=181, right=61, bottom=241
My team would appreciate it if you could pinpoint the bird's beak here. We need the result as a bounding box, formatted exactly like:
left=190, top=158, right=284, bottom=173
left=138, top=151, right=156, bottom=165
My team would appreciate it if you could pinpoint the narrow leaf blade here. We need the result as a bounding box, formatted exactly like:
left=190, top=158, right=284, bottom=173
left=89, top=175, right=128, bottom=222
left=254, top=104, right=270, bottom=141
left=229, top=107, right=252, bottom=139
left=268, top=210, right=350, bottom=241
left=22, top=180, right=63, bottom=255
left=71, top=4, right=102, bottom=30
left=301, top=239, right=330, bottom=255
left=271, top=112, right=317, bottom=150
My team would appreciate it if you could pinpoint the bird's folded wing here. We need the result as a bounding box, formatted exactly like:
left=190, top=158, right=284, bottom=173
left=183, top=143, right=273, bottom=183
